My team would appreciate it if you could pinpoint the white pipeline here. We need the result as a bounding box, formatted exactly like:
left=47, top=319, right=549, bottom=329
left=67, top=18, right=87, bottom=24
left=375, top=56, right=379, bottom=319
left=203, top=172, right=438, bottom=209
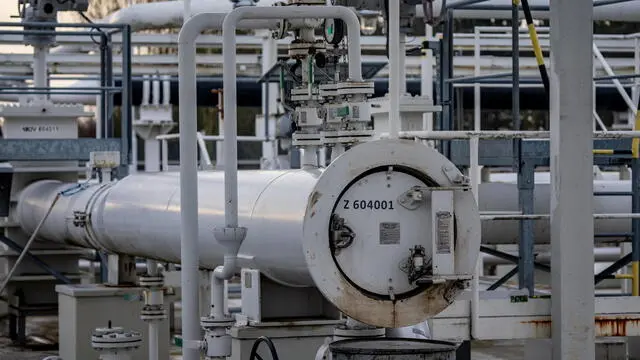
left=16, top=175, right=638, bottom=279
left=17, top=171, right=319, bottom=286
left=424, top=0, right=640, bottom=21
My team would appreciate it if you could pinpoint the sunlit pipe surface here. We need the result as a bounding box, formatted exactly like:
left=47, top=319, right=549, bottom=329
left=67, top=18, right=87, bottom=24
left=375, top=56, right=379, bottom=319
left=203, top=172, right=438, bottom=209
left=17, top=175, right=634, bottom=282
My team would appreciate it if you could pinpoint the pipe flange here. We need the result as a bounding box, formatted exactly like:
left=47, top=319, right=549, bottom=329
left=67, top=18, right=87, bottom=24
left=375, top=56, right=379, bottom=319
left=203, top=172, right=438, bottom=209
left=200, top=316, right=235, bottom=330
left=139, top=275, right=164, bottom=288
left=91, top=328, right=142, bottom=350
left=141, top=305, right=166, bottom=321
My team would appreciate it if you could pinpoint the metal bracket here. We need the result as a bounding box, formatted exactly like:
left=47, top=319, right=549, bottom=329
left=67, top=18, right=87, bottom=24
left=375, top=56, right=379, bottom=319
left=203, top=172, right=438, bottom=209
left=397, top=185, right=470, bottom=210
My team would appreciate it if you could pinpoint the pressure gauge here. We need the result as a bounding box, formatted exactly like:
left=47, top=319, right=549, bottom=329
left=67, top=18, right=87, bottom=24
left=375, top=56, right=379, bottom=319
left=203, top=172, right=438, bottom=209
left=323, top=19, right=345, bottom=45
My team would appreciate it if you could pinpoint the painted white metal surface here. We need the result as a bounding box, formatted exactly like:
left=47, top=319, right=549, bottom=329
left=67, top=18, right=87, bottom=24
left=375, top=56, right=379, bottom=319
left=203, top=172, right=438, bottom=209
left=17, top=139, right=480, bottom=328
left=17, top=170, right=319, bottom=287
left=549, top=1, right=595, bottom=358
left=332, top=170, right=433, bottom=295
left=429, top=295, right=640, bottom=340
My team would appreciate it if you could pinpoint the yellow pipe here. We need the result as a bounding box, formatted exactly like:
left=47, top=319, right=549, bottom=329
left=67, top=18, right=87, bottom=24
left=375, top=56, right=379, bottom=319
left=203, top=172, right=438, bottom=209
left=633, top=112, right=640, bottom=159
left=614, top=274, right=634, bottom=280
left=593, top=149, right=614, bottom=155
left=528, top=24, right=545, bottom=67
left=633, top=261, right=639, bottom=296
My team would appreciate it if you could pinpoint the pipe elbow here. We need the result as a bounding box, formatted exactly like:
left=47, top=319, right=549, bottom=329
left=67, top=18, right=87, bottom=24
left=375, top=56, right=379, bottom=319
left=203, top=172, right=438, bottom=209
left=214, top=256, right=237, bottom=280
left=178, top=12, right=226, bottom=46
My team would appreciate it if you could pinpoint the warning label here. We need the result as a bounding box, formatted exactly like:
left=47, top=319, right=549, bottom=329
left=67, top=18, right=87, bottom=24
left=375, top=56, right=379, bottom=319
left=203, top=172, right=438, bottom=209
left=379, top=222, right=400, bottom=245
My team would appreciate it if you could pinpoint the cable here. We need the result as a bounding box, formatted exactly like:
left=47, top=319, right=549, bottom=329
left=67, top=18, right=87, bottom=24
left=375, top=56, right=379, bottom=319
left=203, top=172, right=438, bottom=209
left=249, top=336, right=280, bottom=360
left=0, top=193, right=61, bottom=295
left=518, top=0, right=550, bottom=96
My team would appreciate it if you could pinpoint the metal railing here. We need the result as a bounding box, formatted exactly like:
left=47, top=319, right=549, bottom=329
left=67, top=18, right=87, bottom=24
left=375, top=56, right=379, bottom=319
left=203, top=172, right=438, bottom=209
left=156, top=132, right=266, bottom=171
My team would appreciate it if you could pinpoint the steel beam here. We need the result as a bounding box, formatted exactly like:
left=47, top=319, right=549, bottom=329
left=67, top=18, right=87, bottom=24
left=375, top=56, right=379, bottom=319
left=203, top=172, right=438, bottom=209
left=549, top=1, right=595, bottom=358
left=0, top=139, right=122, bottom=162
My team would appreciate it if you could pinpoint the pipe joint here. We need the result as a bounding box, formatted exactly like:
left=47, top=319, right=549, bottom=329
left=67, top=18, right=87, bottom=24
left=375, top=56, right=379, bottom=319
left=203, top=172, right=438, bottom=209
left=213, top=226, right=248, bottom=258
left=200, top=325, right=232, bottom=359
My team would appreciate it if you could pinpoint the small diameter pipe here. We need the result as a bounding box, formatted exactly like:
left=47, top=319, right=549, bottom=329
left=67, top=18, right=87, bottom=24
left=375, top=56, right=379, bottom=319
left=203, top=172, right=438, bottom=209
left=386, top=130, right=640, bottom=139
left=178, top=13, right=279, bottom=358
left=388, top=0, right=401, bottom=139
left=223, top=4, right=363, bottom=225
left=593, top=43, right=637, bottom=115
left=216, top=5, right=363, bottom=298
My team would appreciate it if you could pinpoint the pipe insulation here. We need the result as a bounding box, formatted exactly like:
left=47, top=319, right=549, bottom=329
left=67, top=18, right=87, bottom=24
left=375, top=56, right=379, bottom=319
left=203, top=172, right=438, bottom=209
left=16, top=175, right=634, bottom=284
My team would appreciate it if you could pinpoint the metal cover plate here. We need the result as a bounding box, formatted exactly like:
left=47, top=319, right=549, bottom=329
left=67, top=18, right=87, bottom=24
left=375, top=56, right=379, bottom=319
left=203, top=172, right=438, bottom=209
left=302, top=139, right=481, bottom=328
left=332, top=169, right=433, bottom=296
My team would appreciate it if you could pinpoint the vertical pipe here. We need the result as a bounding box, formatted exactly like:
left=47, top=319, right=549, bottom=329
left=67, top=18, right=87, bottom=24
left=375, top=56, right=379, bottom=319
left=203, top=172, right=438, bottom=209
left=388, top=0, right=401, bottom=139
left=470, top=26, right=481, bottom=342
left=473, top=27, right=481, bottom=170
left=161, top=139, right=169, bottom=171
left=421, top=24, right=434, bottom=147
left=549, top=0, right=595, bottom=357
left=152, top=76, right=161, bottom=106
left=106, top=36, right=115, bottom=138
left=441, top=11, right=454, bottom=157
left=632, top=79, right=640, bottom=296
left=142, top=75, right=150, bottom=106
left=216, top=90, right=224, bottom=170
left=399, top=32, right=407, bottom=94
left=98, top=34, right=107, bottom=140
left=122, top=27, right=132, bottom=176
left=131, top=117, right=138, bottom=174
left=144, top=139, right=161, bottom=172
left=184, top=0, right=191, bottom=20
left=33, top=46, right=47, bottom=95
left=178, top=15, right=211, bottom=360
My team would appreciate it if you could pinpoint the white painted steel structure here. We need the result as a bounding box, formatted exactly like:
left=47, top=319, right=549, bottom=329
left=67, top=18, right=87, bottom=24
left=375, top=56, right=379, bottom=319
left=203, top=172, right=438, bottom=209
left=550, top=1, right=595, bottom=357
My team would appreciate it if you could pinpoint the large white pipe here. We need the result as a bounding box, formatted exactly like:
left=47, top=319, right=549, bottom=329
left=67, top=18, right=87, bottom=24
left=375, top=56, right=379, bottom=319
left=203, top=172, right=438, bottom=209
left=424, top=0, right=640, bottom=21
left=480, top=180, right=631, bottom=244
left=17, top=171, right=318, bottom=287
left=16, top=175, right=634, bottom=273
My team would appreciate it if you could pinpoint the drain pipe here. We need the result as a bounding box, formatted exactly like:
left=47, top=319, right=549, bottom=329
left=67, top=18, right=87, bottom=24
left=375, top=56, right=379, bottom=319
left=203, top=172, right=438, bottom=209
left=177, top=12, right=278, bottom=360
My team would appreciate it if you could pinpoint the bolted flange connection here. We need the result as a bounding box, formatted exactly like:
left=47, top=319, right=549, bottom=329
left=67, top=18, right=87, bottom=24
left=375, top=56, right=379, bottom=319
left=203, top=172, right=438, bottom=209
left=91, top=326, right=143, bottom=352
left=139, top=274, right=166, bottom=322
left=201, top=317, right=235, bottom=358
